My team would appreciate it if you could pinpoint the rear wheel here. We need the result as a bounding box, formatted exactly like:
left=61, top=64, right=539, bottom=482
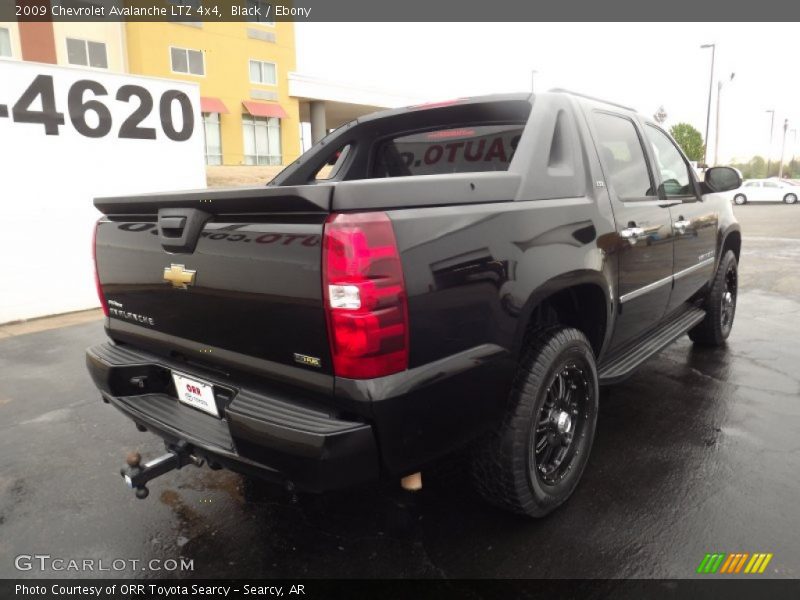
left=733, top=194, right=747, bottom=205
left=471, top=327, right=598, bottom=517
left=784, top=193, right=798, bottom=205
left=689, top=250, right=738, bottom=346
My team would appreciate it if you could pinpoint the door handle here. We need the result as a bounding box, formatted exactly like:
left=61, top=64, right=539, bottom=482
left=620, top=226, right=646, bottom=245
left=674, top=219, right=691, bottom=233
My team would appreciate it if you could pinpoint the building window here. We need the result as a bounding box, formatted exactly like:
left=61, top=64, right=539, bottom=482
left=66, top=38, right=108, bottom=69
left=249, top=59, right=276, bottom=85
left=170, top=47, right=204, bottom=76
left=247, top=0, right=275, bottom=24
left=203, top=112, right=223, bottom=166
left=0, top=28, right=12, bottom=58
left=243, top=115, right=281, bottom=165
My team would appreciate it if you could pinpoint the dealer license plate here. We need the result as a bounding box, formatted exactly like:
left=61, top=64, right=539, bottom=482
left=172, top=371, right=219, bottom=418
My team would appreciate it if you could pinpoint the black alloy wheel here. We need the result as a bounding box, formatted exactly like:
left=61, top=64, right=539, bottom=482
left=532, top=363, right=591, bottom=486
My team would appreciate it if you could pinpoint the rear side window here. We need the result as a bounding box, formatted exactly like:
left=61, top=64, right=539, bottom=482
left=373, top=124, right=524, bottom=178
left=592, top=112, right=655, bottom=200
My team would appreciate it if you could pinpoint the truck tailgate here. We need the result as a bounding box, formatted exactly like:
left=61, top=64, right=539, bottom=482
left=94, top=185, right=334, bottom=393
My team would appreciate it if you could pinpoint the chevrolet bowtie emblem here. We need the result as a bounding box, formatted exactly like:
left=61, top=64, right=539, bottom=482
left=163, top=264, right=196, bottom=289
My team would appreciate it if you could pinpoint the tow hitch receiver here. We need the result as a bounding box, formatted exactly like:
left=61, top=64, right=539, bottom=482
left=120, top=441, right=204, bottom=499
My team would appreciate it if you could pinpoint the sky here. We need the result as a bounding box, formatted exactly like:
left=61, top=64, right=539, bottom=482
left=295, top=22, right=800, bottom=164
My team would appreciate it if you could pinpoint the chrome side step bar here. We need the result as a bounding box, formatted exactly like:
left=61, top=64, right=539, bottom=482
left=598, top=305, right=706, bottom=385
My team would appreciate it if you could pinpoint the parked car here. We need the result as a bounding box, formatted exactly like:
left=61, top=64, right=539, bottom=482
left=86, top=91, right=742, bottom=517
left=732, top=178, right=800, bottom=204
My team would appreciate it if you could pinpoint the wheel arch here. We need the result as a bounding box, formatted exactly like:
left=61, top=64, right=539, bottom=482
left=720, top=226, right=742, bottom=263
left=513, top=271, right=612, bottom=360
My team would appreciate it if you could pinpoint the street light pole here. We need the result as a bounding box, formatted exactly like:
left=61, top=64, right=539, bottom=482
left=700, top=43, right=716, bottom=167
left=778, top=119, right=788, bottom=179
left=765, top=109, right=775, bottom=176
left=714, top=72, right=735, bottom=166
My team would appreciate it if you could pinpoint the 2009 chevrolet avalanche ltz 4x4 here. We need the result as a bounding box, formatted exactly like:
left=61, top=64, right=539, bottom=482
left=86, top=91, right=742, bottom=517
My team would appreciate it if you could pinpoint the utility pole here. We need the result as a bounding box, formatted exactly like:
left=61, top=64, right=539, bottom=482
left=778, top=118, right=788, bottom=179
left=700, top=43, right=716, bottom=167
left=531, top=70, right=538, bottom=93
left=765, top=109, right=775, bottom=177
left=713, top=72, right=735, bottom=166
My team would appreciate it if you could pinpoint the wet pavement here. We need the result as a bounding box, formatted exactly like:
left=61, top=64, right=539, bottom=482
left=1, top=206, right=799, bottom=580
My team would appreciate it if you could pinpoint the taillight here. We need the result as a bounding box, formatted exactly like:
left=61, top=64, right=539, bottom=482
left=322, top=212, right=409, bottom=379
left=93, top=219, right=108, bottom=317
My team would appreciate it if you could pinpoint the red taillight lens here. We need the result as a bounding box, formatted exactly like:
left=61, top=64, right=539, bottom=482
left=323, top=212, right=409, bottom=379
left=93, top=219, right=108, bottom=317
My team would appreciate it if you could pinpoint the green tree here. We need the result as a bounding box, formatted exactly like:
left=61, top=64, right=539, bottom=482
left=669, top=123, right=705, bottom=163
left=749, top=156, right=767, bottom=178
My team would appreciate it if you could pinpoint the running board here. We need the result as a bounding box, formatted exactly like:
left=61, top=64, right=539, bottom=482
left=598, top=305, right=706, bottom=385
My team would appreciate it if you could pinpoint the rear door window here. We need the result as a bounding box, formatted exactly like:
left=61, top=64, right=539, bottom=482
left=591, top=112, right=655, bottom=200
left=373, top=124, right=524, bottom=178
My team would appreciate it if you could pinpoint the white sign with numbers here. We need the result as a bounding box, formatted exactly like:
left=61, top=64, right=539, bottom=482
left=0, top=59, right=205, bottom=324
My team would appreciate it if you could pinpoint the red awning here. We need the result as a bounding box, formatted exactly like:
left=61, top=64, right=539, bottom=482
left=200, top=97, right=229, bottom=114
left=242, top=100, right=288, bottom=119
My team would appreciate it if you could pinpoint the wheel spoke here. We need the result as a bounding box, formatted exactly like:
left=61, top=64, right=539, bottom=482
left=540, top=441, right=555, bottom=465
left=544, top=388, right=556, bottom=409
left=554, top=372, right=563, bottom=402
left=563, top=384, right=573, bottom=408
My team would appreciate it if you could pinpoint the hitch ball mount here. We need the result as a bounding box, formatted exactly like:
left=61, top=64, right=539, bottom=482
left=120, top=440, right=204, bottom=499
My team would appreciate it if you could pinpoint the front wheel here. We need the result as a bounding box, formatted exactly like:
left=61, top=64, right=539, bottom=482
left=471, top=327, right=598, bottom=517
left=733, top=194, right=747, bottom=205
left=689, top=250, right=738, bottom=346
left=784, top=193, right=798, bottom=205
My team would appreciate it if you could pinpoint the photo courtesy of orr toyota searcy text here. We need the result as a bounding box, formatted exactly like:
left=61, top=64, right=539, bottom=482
left=14, top=584, right=301, bottom=597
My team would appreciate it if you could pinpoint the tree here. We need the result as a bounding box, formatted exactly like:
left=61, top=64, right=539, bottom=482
left=653, top=105, right=668, bottom=124
left=669, top=123, right=705, bottom=163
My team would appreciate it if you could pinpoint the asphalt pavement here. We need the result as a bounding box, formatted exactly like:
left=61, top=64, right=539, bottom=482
left=1, top=204, right=798, bottom=579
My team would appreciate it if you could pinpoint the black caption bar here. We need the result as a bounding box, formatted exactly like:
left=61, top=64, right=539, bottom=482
left=3, top=0, right=800, bottom=21
left=3, top=579, right=800, bottom=600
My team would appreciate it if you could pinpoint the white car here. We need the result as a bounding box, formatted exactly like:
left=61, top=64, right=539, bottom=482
left=732, top=179, right=800, bottom=205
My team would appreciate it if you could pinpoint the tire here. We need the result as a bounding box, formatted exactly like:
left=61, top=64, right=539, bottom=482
left=471, top=327, right=598, bottom=517
left=784, top=193, right=798, bottom=205
left=733, top=194, right=747, bottom=205
left=689, top=250, right=738, bottom=346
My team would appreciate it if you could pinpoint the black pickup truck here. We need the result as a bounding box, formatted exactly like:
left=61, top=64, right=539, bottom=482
left=87, top=91, right=742, bottom=517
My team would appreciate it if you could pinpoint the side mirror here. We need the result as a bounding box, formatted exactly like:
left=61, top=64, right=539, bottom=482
left=705, top=166, right=742, bottom=193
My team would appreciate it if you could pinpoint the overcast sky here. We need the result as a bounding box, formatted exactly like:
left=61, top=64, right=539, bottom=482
left=296, top=22, right=800, bottom=163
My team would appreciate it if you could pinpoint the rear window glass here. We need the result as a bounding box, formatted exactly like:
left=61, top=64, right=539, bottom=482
left=373, top=124, right=524, bottom=178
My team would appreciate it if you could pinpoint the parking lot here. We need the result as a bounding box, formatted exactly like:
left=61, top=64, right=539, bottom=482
left=1, top=203, right=798, bottom=579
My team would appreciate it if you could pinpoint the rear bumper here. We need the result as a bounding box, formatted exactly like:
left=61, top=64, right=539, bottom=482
left=86, top=342, right=379, bottom=492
